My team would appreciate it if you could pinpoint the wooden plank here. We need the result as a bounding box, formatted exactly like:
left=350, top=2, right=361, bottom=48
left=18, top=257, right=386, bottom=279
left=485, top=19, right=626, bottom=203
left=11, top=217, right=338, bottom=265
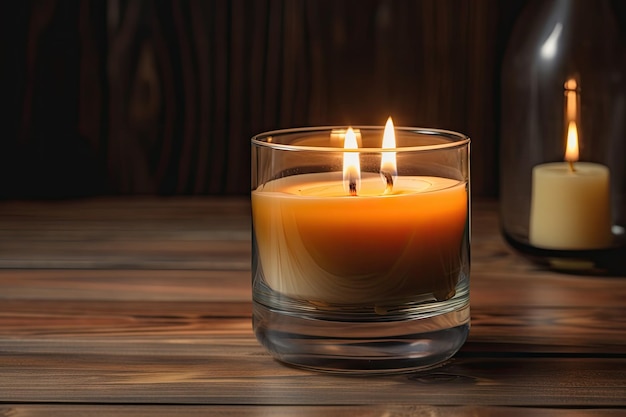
left=0, top=270, right=251, bottom=302
left=0, top=198, right=251, bottom=269
left=0, top=240, right=250, bottom=270
left=1, top=260, right=623, bottom=307
left=0, top=299, right=623, bottom=353
left=1, top=405, right=625, bottom=417
left=0, top=343, right=624, bottom=406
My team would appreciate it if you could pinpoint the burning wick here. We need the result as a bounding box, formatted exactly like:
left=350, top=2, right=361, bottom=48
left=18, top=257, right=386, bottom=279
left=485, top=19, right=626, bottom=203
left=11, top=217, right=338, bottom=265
left=381, top=171, right=394, bottom=195
left=343, top=127, right=361, bottom=196
left=349, top=180, right=357, bottom=196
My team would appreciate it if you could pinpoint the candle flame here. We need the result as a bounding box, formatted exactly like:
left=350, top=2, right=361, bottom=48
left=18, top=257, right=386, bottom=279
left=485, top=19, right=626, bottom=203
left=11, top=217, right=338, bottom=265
left=563, top=78, right=580, bottom=171
left=380, top=117, right=397, bottom=193
left=565, top=121, right=579, bottom=165
left=343, top=127, right=360, bottom=196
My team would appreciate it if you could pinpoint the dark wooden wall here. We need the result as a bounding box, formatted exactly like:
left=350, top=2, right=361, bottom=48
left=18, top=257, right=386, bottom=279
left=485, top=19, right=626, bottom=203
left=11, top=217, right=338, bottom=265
left=1, top=0, right=529, bottom=198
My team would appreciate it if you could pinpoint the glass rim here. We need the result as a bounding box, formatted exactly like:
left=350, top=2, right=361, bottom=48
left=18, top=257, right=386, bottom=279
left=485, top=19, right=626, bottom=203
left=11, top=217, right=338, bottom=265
left=251, top=125, right=470, bottom=152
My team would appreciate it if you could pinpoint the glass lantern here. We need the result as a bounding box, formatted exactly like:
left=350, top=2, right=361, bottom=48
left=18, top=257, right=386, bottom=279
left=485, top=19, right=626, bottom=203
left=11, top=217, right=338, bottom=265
left=500, top=0, right=626, bottom=274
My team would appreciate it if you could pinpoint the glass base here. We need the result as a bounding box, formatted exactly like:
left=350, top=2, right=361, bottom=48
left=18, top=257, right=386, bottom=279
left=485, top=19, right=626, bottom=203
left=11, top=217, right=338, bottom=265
left=503, top=231, right=626, bottom=275
left=252, top=288, right=470, bottom=374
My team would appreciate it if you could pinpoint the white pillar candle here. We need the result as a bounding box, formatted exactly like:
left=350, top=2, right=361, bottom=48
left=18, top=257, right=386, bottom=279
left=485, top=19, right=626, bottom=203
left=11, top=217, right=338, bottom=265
left=529, top=161, right=612, bottom=249
left=529, top=84, right=613, bottom=251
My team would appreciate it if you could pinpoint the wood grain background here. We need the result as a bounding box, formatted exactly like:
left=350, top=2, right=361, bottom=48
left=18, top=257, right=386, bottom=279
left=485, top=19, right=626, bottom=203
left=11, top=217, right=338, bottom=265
left=3, top=0, right=623, bottom=199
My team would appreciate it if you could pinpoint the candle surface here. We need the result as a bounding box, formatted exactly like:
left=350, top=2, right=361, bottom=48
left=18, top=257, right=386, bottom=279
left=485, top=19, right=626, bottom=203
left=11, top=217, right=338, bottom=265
left=252, top=172, right=468, bottom=305
left=529, top=162, right=612, bottom=249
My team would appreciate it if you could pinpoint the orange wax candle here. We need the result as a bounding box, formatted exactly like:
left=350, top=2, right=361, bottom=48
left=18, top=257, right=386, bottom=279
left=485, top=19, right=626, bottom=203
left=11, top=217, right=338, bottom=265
left=252, top=172, right=468, bottom=305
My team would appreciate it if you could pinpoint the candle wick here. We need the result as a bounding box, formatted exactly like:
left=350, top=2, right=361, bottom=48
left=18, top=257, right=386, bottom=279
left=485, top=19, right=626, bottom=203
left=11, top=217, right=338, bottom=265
left=349, top=180, right=357, bottom=196
left=381, top=171, right=394, bottom=195
left=568, top=160, right=576, bottom=173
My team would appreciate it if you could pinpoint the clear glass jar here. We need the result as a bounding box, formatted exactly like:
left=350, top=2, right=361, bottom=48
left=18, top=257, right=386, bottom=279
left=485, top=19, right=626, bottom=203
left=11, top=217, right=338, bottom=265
left=500, top=0, right=626, bottom=274
left=251, top=125, right=470, bottom=373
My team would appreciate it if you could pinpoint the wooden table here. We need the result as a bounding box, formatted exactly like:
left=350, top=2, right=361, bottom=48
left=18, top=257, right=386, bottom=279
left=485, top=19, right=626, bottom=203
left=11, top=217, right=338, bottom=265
left=1, top=198, right=624, bottom=416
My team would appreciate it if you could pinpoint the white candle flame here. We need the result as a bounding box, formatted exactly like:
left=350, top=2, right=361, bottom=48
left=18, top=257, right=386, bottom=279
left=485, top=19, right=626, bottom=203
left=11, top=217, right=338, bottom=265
left=380, top=117, right=397, bottom=192
left=343, top=127, right=360, bottom=195
left=565, top=121, right=579, bottom=163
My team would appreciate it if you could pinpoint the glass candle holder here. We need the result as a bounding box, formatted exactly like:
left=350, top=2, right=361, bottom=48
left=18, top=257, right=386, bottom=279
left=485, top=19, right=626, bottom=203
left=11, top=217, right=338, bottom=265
left=251, top=123, right=470, bottom=373
left=500, top=0, right=626, bottom=275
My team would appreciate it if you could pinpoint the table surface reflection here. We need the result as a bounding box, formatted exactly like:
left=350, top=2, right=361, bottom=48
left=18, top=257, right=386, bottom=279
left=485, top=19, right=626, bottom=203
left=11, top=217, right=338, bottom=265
left=0, top=197, right=624, bottom=416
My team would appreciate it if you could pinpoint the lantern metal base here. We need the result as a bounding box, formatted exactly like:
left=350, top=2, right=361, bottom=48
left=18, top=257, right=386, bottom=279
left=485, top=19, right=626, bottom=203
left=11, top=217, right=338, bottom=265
left=503, top=231, right=626, bottom=275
